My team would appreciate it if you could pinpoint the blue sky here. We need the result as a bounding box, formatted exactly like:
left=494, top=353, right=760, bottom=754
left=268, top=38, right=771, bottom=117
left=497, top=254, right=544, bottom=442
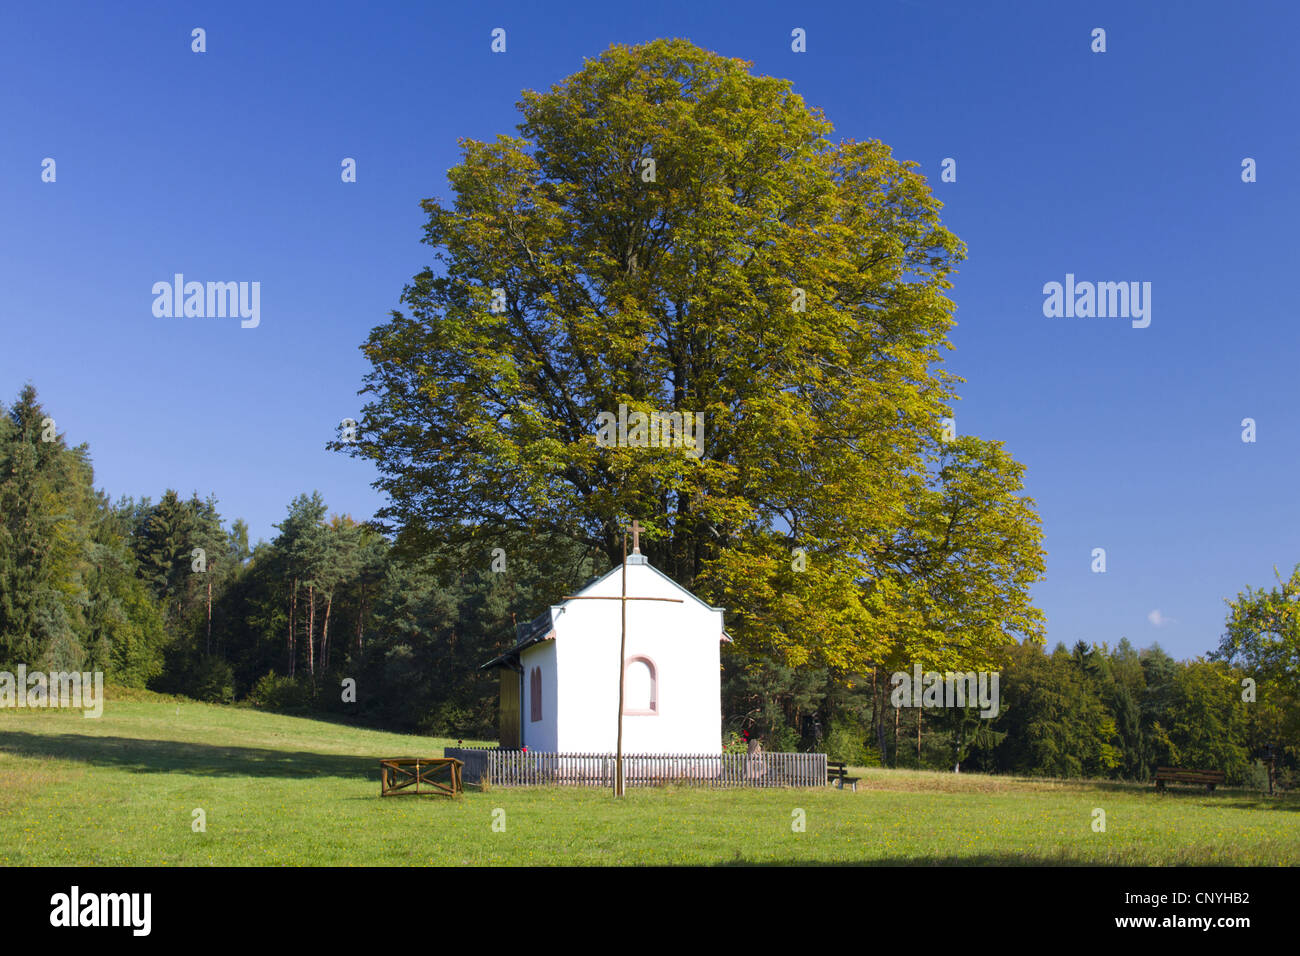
left=2, top=1, right=1296, bottom=661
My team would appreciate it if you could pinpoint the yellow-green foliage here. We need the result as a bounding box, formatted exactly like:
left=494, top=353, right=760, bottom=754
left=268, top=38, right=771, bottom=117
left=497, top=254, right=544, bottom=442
left=340, top=39, right=1046, bottom=679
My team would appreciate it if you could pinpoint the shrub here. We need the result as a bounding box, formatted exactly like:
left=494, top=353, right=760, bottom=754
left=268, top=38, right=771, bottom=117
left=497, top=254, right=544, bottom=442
left=763, top=720, right=801, bottom=753
left=417, top=701, right=494, bottom=738
left=249, top=671, right=313, bottom=714
left=189, top=655, right=235, bottom=704
left=825, top=715, right=872, bottom=766
left=1244, top=760, right=1271, bottom=792
left=722, top=731, right=749, bottom=754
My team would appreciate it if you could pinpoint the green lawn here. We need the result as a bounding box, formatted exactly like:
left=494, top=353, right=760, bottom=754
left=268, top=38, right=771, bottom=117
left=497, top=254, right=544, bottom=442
left=1, top=692, right=1295, bottom=865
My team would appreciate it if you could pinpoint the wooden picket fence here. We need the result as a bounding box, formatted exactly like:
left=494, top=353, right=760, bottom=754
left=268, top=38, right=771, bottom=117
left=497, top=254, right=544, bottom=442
left=444, top=748, right=827, bottom=789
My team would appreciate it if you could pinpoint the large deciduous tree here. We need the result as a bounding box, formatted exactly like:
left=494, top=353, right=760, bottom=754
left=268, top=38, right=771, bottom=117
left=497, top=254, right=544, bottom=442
left=1215, top=565, right=1300, bottom=762
left=339, top=39, right=1045, bottom=674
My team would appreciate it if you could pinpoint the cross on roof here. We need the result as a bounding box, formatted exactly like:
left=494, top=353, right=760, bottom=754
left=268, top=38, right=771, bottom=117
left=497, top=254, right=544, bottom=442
left=630, top=519, right=643, bottom=554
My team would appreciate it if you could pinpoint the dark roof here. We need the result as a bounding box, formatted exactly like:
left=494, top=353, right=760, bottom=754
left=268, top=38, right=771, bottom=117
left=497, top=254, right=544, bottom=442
left=480, top=608, right=555, bottom=670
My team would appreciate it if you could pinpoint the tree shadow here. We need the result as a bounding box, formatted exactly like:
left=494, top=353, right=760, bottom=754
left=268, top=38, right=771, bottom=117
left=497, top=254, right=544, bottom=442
left=0, top=729, right=384, bottom=781
left=1044, top=780, right=1151, bottom=795
left=1079, top=780, right=1294, bottom=804
left=1211, top=797, right=1300, bottom=812
left=713, top=852, right=1110, bottom=867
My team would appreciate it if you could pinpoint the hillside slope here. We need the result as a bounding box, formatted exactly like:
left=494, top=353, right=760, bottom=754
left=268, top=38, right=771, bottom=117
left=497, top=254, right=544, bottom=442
left=1, top=697, right=1295, bottom=866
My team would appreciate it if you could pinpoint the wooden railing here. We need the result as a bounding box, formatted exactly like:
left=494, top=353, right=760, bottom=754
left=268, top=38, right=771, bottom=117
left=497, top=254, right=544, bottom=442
left=444, top=748, right=827, bottom=789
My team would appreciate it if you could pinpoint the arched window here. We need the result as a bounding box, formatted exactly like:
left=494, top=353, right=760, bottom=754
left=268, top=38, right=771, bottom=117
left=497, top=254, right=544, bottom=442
left=623, top=657, right=657, bottom=715
left=529, top=666, right=542, bottom=722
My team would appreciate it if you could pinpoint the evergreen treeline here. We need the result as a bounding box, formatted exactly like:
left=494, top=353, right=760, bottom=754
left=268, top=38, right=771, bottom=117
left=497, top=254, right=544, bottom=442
left=1, top=385, right=1294, bottom=786
left=0, top=385, right=603, bottom=736
left=723, top=639, right=1297, bottom=788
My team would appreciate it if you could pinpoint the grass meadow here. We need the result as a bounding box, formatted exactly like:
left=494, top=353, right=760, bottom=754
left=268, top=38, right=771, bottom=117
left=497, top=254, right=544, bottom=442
left=1, top=690, right=1295, bottom=866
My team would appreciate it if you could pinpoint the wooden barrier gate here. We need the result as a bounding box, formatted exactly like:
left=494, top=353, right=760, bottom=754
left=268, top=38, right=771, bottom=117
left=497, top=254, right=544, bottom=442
left=379, top=757, right=464, bottom=797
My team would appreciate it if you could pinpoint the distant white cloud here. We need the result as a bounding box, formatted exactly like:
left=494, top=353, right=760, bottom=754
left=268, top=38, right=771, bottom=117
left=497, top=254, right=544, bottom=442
left=1147, top=609, right=1173, bottom=627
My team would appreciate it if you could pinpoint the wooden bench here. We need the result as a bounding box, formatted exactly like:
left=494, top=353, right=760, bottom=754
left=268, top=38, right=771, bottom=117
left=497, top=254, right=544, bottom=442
left=1154, top=767, right=1225, bottom=792
left=827, top=760, right=861, bottom=792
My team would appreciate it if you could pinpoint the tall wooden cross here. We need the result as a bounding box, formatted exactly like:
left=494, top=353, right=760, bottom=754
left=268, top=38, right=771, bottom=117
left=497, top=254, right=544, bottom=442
left=563, top=520, right=681, bottom=796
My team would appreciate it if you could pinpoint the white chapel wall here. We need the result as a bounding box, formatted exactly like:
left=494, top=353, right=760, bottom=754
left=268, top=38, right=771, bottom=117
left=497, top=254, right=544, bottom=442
left=554, top=563, right=722, bottom=754
left=520, top=639, right=559, bottom=752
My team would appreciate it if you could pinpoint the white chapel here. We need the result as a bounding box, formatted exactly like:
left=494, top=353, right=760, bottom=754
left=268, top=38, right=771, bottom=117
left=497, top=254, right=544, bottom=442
left=482, top=535, right=728, bottom=754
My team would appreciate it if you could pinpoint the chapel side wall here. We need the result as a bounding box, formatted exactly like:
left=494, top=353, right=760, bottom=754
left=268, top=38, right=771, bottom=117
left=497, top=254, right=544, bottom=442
left=520, top=640, right=558, bottom=752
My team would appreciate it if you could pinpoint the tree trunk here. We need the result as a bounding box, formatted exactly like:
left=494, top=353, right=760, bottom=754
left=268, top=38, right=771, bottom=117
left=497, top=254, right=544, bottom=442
left=916, top=706, right=922, bottom=761
left=355, top=590, right=365, bottom=654
left=321, top=592, right=333, bottom=671
left=289, top=579, right=298, bottom=677
left=307, top=584, right=316, bottom=677
left=205, top=568, right=213, bottom=655
left=872, top=669, right=888, bottom=765
left=955, top=714, right=967, bottom=773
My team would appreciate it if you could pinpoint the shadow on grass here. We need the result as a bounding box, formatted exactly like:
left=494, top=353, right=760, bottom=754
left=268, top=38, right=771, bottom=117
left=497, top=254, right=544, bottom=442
left=1147, top=787, right=1297, bottom=807
left=230, top=704, right=475, bottom=744
left=1211, top=797, right=1300, bottom=812
left=1015, top=778, right=1292, bottom=803
left=713, top=852, right=1106, bottom=867
left=0, top=729, right=387, bottom=780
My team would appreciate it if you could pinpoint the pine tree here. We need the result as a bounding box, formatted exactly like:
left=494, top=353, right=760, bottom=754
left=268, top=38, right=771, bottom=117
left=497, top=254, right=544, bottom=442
left=0, top=385, right=96, bottom=669
left=273, top=493, right=329, bottom=677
